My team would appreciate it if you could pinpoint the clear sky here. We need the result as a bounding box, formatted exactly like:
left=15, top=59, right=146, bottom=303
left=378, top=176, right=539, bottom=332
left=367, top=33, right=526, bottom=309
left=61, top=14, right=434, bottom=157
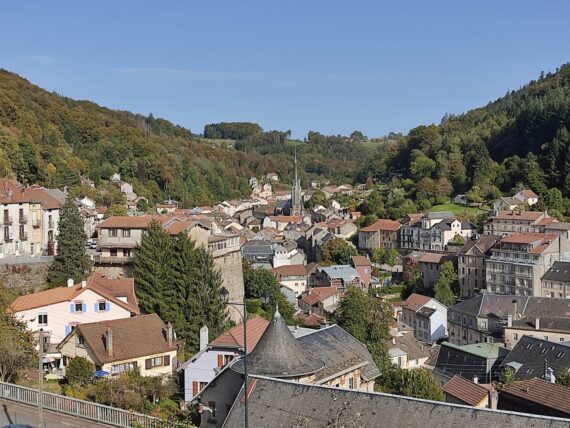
left=1, top=1, right=569, bottom=139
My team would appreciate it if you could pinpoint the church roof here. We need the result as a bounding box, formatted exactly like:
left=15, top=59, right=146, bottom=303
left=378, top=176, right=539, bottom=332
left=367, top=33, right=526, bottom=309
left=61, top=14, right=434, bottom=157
left=231, top=308, right=324, bottom=378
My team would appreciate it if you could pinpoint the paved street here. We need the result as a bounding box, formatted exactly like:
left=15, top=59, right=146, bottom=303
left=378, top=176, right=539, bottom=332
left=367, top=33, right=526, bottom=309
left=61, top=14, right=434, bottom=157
left=0, top=399, right=110, bottom=428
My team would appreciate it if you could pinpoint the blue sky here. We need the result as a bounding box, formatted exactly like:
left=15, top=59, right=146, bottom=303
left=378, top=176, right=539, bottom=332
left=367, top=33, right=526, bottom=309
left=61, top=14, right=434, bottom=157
left=1, top=1, right=568, bottom=139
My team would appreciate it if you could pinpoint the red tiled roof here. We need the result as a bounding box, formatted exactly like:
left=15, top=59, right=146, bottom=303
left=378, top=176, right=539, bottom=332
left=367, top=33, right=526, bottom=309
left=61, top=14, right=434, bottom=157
left=401, top=293, right=431, bottom=312
left=269, top=215, right=303, bottom=223
left=303, top=313, right=325, bottom=327
left=301, top=287, right=339, bottom=306
left=500, top=232, right=556, bottom=244
left=500, top=378, right=570, bottom=414
left=24, top=187, right=64, bottom=209
left=495, top=210, right=545, bottom=221
left=9, top=273, right=140, bottom=315
left=209, top=316, right=269, bottom=351
left=442, top=375, right=490, bottom=406
left=98, top=215, right=168, bottom=229
left=520, top=189, right=538, bottom=199
left=360, top=219, right=401, bottom=232
left=271, top=265, right=307, bottom=277
left=419, top=252, right=448, bottom=264
left=351, top=255, right=371, bottom=266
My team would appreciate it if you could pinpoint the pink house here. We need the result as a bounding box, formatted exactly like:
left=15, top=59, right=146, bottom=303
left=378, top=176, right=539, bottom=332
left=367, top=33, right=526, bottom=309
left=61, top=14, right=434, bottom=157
left=8, top=273, right=139, bottom=362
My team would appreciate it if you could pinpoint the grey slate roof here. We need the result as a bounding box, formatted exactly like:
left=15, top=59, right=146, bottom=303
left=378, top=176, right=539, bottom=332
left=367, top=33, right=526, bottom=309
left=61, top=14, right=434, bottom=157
left=542, top=261, right=570, bottom=283
left=500, top=336, right=570, bottom=380
left=309, top=324, right=381, bottom=382
left=417, top=306, right=437, bottom=318
left=231, top=309, right=324, bottom=378
left=510, top=317, right=570, bottom=333
left=222, top=376, right=570, bottom=428
left=460, top=234, right=501, bottom=255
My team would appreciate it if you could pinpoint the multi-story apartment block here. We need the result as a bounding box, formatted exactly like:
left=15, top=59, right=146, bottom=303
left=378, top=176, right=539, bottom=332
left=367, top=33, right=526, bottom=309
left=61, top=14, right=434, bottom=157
left=541, top=261, right=570, bottom=299
left=0, top=180, right=65, bottom=258
left=398, top=212, right=475, bottom=251
left=458, top=234, right=501, bottom=298
left=483, top=210, right=555, bottom=236
left=485, top=233, right=570, bottom=296
left=400, top=293, right=447, bottom=344
left=358, top=219, right=400, bottom=250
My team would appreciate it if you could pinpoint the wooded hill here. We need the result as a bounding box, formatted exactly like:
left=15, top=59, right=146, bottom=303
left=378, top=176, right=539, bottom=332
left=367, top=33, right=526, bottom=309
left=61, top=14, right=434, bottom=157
left=2, top=64, right=570, bottom=215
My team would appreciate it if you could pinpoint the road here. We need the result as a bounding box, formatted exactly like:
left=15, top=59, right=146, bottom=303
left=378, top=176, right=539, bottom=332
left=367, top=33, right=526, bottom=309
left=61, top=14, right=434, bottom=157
left=0, top=399, right=111, bottom=428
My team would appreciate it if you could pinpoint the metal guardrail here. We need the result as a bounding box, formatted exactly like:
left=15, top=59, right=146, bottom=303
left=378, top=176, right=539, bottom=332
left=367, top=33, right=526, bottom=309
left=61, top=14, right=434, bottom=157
left=0, top=381, right=164, bottom=427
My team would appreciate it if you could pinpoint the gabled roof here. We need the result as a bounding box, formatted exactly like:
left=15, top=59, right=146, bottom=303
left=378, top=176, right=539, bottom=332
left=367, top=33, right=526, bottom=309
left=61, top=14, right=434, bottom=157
left=350, top=255, right=371, bottom=266
left=508, top=317, right=570, bottom=334
left=9, top=274, right=140, bottom=315
left=518, top=189, right=539, bottom=199
left=222, top=376, right=570, bottom=428
left=401, top=293, right=432, bottom=313
left=388, top=333, right=431, bottom=361
left=443, top=375, right=490, bottom=406
left=271, top=264, right=307, bottom=277
left=59, top=314, right=176, bottom=365
left=500, top=336, right=570, bottom=380
left=209, top=316, right=269, bottom=350
left=542, top=261, right=570, bottom=282
left=500, top=379, right=570, bottom=415
left=494, top=210, right=546, bottom=221
left=419, top=252, right=451, bottom=264
left=98, top=215, right=167, bottom=229
left=360, top=219, right=400, bottom=232
left=460, top=235, right=501, bottom=255
left=300, top=287, right=339, bottom=306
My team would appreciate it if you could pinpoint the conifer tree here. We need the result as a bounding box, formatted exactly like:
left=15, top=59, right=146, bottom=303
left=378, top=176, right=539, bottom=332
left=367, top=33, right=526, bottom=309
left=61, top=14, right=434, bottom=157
left=47, top=195, right=91, bottom=285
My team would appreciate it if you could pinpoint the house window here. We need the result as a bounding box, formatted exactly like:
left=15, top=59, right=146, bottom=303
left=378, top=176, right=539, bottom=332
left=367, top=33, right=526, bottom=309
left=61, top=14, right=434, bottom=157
left=78, top=334, right=85, bottom=345
left=145, top=355, right=170, bottom=369
left=348, top=377, right=356, bottom=389
left=123, top=249, right=131, bottom=258
left=122, top=229, right=131, bottom=237
left=3, top=227, right=8, bottom=240
left=514, top=333, right=518, bottom=340
left=109, top=229, right=118, bottom=237
left=110, top=248, right=117, bottom=257
left=75, top=302, right=84, bottom=313
left=112, top=362, right=136, bottom=374
left=38, top=313, right=48, bottom=326
left=98, top=301, right=107, bottom=312
left=223, top=355, right=233, bottom=366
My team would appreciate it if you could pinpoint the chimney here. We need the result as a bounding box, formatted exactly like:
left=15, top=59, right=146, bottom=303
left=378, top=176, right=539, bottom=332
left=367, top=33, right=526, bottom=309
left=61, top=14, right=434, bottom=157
left=473, top=375, right=478, bottom=384
left=512, top=300, right=518, bottom=320
left=546, top=367, right=556, bottom=384
left=81, top=280, right=87, bottom=288
left=535, top=317, right=540, bottom=330
left=166, top=322, right=174, bottom=347
left=392, top=337, right=396, bottom=345
left=67, top=278, right=74, bottom=288
left=105, top=327, right=113, bottom=357
left=488, top=390, right=498, bottom=410
left=507, top=314, right=512, bottom=328
left=199, top=325, right=208, bottom=351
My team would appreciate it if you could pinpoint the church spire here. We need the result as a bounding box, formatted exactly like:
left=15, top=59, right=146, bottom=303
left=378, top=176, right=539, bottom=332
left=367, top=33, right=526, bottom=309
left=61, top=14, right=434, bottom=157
left=290, top=147, right=303, bottom=216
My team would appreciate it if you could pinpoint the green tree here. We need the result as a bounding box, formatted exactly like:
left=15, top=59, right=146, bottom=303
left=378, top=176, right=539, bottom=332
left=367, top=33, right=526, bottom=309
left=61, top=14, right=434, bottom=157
left=134, top=224, right=229, bottom=352
left=243, top=265, right=295, bottom=324
left=334, top=286, right=392, bottom=371
left=66, top=356, right=94, bottom=386
left=136, top=198, right=150, bottom=213
left=47, top=195, right=91, bottom=286
left=321, top=237, right=357, bottom=265
left=557, top=369, right=570, bottom=388
left=384, top=368, right=443, bottom=401
left=434, top=261, right=457, bottom=306
left=502, top=367, right=516, bottom=385
left=105, top=203, right=128, bottom=217
left=0, top=294, right=36, bottom=382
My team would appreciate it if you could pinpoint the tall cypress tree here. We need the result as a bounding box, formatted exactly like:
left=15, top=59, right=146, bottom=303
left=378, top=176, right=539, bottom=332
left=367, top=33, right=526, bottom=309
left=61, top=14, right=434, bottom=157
left=47, top=195, right=91, bottom=286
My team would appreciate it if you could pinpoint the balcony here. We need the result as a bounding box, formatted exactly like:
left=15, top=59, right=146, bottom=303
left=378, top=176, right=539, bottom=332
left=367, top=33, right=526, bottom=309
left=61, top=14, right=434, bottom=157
left=100, top=237, right=138, bottom=249
left=2, top=216, right=13, bottom=225
left=94, top=255, right=135, bottom=265
left=19, top=233, right=28, bottom=241
left=48, top=221, right=55, bottom=229
left=19, top=217, right=28, bottom=224
left=32, top=219, right=41, bottom=228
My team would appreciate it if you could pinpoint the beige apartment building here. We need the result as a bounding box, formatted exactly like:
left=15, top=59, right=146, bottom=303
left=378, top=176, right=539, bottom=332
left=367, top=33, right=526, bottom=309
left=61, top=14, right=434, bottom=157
left=483, top=210, right=555, bottom=236
left=458, top=235, right=501, bottom=298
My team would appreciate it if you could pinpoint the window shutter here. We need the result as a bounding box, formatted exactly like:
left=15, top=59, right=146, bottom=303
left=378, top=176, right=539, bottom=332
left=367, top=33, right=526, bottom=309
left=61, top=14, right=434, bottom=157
left=145, top=358, right=151, bottom=370
left=70, top=304, right=75, bottom=313
left=132, top=361, right=138, bottom=370
left=106, top=301, right=111, bottom=312
left=164, top=355, right=170, bottom=366
left=94, top=303, right=99, bottom=313
left=192, top=381, right=198, bottom=397
left=65, top=324, right=71, bottom=336
left=82, top=303, right=87, bottom=313
left=217, top=354, right=223, bottom=368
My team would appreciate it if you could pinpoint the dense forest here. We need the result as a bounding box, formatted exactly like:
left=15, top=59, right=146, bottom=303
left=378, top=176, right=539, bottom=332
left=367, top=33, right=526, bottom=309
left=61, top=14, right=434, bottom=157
left=2, top=64, right=570, bottom=215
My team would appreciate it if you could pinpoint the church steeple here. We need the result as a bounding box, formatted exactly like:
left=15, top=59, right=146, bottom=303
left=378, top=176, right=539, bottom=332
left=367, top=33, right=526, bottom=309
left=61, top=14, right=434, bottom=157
left=291, top=148, right=303, bottom=216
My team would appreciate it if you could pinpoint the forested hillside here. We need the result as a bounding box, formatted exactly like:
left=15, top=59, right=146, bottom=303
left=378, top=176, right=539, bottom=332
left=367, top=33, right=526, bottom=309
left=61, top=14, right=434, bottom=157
left=358, top=63, right=570, bottom=219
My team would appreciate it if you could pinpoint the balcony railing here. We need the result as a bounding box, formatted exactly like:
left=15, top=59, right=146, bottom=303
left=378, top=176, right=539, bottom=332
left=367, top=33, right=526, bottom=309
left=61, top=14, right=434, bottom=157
left=19, top=216, right=28, bottom=224
left=32, top=219, right=41, bottom=228
left=2, top=216, right=13, bottom=225
left=19, top=233, right=28, bottom=241
left=94, top=255, right=135, bottom=265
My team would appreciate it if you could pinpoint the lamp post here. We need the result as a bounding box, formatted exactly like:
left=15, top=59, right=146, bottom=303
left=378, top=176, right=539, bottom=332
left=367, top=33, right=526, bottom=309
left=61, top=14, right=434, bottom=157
left=219, top=287, right=270, bottom=428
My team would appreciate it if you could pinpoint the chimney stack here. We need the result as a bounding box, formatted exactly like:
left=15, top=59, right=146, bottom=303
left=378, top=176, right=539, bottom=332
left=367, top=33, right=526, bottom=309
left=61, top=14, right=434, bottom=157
left=106, top=327, right=113, bottom=357
left=507, top=314, right=512, bottom=328
left=67, top=278, right=74, bottom=288
left=488, top=390, right=498, bottom=410
left=199, top=325, right=208, bottom=351
left=473, top=375, right=478, bottom=384
left=81, top=280, right=87, bottom=288
left=166, top=322, right=174, bottom=347
left=392, top=337, right=396, bottom=345
left=535, top=317, right=540, bottom=330
left=512, top=300, right=518, bottom=321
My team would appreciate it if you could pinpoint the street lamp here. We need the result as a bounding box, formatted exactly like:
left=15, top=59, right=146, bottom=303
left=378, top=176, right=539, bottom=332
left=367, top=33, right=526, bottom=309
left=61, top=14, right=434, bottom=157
left=219, top=286, right=249, bottom=428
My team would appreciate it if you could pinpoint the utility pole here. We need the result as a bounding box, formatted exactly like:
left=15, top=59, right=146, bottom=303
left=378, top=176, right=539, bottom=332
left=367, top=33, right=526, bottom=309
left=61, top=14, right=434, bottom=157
left=38, top=328, right=44, bottom=428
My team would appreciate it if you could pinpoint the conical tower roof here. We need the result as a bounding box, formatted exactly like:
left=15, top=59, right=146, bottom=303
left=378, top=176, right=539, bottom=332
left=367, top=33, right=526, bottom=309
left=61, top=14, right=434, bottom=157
left=232, top=308, right=324, bottom=378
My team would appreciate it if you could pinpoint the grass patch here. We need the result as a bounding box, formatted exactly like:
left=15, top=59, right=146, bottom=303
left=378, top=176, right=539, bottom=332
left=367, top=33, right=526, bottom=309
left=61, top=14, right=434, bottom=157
left=428, top=203, right=485, bottom=218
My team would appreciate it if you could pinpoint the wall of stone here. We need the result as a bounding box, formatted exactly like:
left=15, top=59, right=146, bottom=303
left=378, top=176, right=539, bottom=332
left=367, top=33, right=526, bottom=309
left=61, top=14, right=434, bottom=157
left=0, top=262, right=50, bottom=294
left=214, top=249, right=245, bottom=323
